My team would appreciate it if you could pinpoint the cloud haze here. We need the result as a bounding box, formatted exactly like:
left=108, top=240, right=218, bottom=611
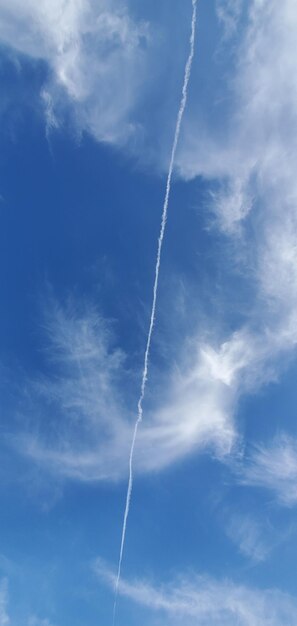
left=0, top=580, right=9, bottom=626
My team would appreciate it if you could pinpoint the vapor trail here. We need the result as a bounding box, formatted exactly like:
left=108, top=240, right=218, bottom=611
left=113, top=1, right=197, bottom=622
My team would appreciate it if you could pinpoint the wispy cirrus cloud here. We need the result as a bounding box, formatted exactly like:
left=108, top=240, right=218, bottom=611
left=179, top=0, right=297, bottom=305
left=3, top=0, right=297, bottom=491
left=95, top=558, right=297, bottom=626
left=175, top=0, right=297, bottom=438
left=0, top=0, right=150, bottom=144
left=215, top=0, right=243, bottom=39
left=0, top=579, right=55, bottom=626
left=10, top=296, right=237, bottom=482
left=8, top=294, right=295, bottom=483
left=224, top=512, right=276, bottom=563
left=185, top=0, right=297, bottom=323
left=241, top=434, right=297, bottom=506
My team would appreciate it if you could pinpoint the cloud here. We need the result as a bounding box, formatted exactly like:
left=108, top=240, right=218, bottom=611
left=216, top=0, right=243, bottom=39
left=8, top=293, right=293, bottom=483
left=136, top=325, right=277, bottom=475
left=241, top=434, right=297, bottom=506
left=11, top=297, right=132, bottom=482
left=0, top=571, right=55, bottom=626
left=3, top=1, right=297, bottom=487
left=8, top=296, right=238, bottom=482
left=224, top=512, right=275, bottom=562
left=179, top=0, right=297, bottom=296
left=28, top=618, right=56, bottom=626
left=180, top=0, right=297, bottom=182
left=0, top=580, right=9, bottom=626
left=0, top=0, right=150, bottom=144
left=174, top=0, right=297, bottom=431
left=95, top=559, right=297, bottom=626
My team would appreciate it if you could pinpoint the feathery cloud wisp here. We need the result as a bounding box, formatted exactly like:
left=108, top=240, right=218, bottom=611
left=95, top=559, right=297, bottom=626
left=241, top=434, right=297, bottom=506
left=224, top=512, right=276, bottom=562
left=0, top=0, right=149, bottom=143
left=10, top=297, right=237, bottom=482
left=8, top=295, right=295, bottom=483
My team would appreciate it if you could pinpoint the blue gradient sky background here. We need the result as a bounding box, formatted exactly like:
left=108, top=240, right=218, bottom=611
left=1, top=1, right=297, bottom=625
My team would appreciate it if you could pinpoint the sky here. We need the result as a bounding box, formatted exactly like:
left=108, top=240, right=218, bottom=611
left=1, top=0, right=297, bottom=624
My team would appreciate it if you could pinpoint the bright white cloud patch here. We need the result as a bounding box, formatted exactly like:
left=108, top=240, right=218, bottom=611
left=95, top=559, right=297, bottom=626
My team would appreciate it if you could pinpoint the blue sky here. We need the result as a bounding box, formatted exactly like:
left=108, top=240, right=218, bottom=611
left=1, top=0, right=297, bottom=624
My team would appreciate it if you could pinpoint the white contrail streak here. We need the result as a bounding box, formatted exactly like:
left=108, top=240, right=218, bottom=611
left=113, top=1, right=197, bottom=622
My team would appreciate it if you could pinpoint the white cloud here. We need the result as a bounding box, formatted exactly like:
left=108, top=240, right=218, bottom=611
left=209, top=176, right=253, bottom=235
left=11, top=297, right=237, bottom=481
left=241, top=434, right=297, bottom=506
left=174, top=0, right=297, bottom=426
left=179, top=0, right=297, bottom=277
left=12, top=298, right=132, bottom=481
left=3, top=0, right=297, bottom=486
left=136, top=326, right=279, bottom=475
left=9, top=295, right=292, bottom=482
left=95, top=559, right=297, bottom=626
left=180, top=0, right=297, bottom=182
left=0, top=0, right=149, bottom=143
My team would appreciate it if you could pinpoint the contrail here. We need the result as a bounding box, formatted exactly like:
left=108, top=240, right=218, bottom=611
left=113, top=1, right=197, bottom=622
